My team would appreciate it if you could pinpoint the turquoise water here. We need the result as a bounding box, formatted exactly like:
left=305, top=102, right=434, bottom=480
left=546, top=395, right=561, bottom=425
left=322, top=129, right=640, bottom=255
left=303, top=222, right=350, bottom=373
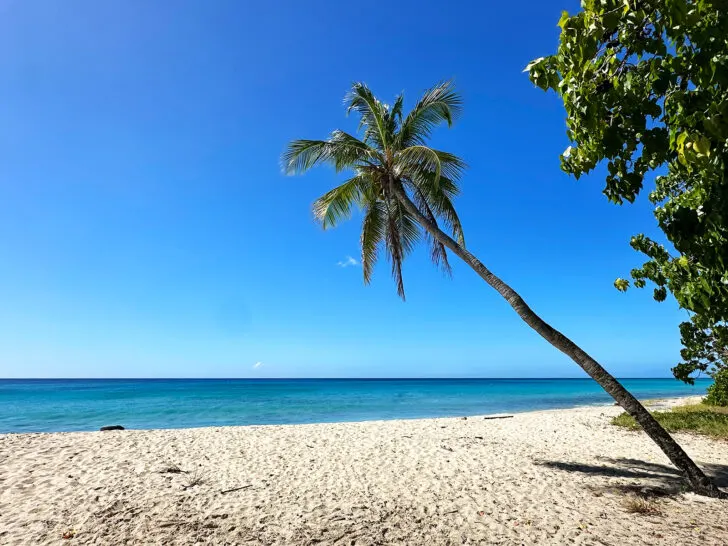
left=0, top=378, right=710, bottom=433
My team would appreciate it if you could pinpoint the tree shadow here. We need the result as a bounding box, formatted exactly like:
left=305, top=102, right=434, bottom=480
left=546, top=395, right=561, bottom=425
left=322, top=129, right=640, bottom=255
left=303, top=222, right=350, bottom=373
left=535, top=456, right=728, bottom=496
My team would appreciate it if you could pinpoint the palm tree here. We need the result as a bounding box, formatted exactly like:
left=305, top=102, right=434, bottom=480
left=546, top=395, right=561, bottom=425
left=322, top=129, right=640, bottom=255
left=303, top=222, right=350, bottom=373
left=282, top=81, right=725, bottom=498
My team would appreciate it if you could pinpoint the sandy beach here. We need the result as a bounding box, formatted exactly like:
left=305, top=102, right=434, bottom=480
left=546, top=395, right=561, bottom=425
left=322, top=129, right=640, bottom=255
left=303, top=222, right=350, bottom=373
left=1, top=397, right=726, bottom=545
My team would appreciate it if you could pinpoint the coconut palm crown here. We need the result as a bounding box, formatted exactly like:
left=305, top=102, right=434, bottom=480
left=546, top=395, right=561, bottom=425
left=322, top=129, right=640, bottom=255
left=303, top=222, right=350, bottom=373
left=282, top=81, right=466, bottom=299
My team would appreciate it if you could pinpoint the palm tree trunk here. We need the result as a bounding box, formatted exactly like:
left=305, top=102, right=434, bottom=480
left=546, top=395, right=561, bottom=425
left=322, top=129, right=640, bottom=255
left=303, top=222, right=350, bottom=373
left=391, top=183, right=725, bottom=498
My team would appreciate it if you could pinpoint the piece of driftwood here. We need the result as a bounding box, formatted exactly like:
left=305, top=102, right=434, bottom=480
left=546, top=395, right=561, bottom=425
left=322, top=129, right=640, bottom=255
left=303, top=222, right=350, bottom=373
left=482, top=415, right=514, bottom=420
left=220, top=485, right=252, bottom=494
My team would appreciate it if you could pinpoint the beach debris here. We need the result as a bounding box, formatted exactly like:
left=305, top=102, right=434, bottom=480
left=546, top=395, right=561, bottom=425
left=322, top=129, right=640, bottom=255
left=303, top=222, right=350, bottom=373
left=182, top=469, right=206, bottom=490
left=99, top=425, right=125, bottom=431
left=621, top=496, right=663, bottom=516
left=220, top=485, right=253, bottom=494
left=482, top=415, right=513, bottom=420
left=62, top=529, right=76, bottom=539
left=159, top=463, right=185, bottom=474
left=460, top=417, right=468, bottom=420
left=441, top=445, right=454, bottom=452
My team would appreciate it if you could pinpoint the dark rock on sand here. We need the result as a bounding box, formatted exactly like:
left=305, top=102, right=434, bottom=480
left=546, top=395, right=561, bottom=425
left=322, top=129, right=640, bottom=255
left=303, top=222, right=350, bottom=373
left=100, top=425, right=125, bottom=431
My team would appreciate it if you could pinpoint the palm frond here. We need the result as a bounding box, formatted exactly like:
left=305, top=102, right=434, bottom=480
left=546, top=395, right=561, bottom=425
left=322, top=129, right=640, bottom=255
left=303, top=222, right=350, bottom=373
left=282, top=140, right=332, bottom=175
left=397, top=147, right=467, bottom=185
left=431, top=150, right=467, bottom=181
left=312, top=175, right=365, bottom=229
left=382, top=198, right=422, bottom=299
left=429, top=232, right=452, bottom=274
left=432, top=194, right=465, bottom=247
left=391, top=93, right=404, bottom=124
left=396, top=200, right=421, bottom=255
left=384, top=199, right=406, bottom=299
left=360, top=199, right=386, bottom=284
left=397, top=145, right=443, bottom=186
left=410, top=185, right=452, bottom=275
left=327, top=130, right=381, bottom=171
left=412, top=171, right=460, bottom=198
left=283, top=132, right=379, bottom=175
left=384, top=94, right=404, bottom=138
left=397, top=80, right=462, bottom=148
left=345, top=82, right=390, bottom=150
left=405, top=175, right=465, bottom=247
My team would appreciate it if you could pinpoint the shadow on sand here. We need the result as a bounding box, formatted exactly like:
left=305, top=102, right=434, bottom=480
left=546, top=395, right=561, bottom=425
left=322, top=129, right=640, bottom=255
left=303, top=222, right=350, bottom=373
left=535, top=456, right=728, bottom=496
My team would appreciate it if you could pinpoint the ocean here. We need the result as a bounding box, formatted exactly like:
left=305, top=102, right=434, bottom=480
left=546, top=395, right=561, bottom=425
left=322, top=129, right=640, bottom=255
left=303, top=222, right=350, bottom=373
left=0, top=378, right=710, bottom=433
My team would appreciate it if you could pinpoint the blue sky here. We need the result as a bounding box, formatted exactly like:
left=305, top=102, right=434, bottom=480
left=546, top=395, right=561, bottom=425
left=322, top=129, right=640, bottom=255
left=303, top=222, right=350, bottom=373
left=0, top=0, right=688, bottom=378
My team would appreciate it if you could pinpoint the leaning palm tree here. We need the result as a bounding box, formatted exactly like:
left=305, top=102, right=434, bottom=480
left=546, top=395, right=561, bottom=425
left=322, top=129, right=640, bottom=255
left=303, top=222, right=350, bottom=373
left=282, top=81, right=725, bottom=497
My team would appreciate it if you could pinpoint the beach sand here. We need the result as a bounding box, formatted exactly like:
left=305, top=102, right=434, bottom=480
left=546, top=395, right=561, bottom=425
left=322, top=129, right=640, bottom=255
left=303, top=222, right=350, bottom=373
left=1, top=397, right=726, bottom=545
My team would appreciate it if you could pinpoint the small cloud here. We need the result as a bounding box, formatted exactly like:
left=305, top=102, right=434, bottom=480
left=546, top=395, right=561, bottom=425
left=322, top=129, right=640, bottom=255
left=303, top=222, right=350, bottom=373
left=337, top=256, right=359, bottom=268
left=252, top=361, right=264, bottom=369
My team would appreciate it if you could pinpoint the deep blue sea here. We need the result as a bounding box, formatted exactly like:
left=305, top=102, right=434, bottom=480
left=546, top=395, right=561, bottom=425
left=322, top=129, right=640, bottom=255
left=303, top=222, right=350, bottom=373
left=0, top=378, right=711, bottom=433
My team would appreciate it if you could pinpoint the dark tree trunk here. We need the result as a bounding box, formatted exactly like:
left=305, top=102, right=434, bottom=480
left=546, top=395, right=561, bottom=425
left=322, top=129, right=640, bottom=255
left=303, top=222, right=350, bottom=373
left=392, top=183, right=726, bottom=498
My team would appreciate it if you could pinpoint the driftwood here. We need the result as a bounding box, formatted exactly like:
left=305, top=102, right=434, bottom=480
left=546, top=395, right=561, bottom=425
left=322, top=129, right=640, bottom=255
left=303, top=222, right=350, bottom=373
left=220, top=485, right=252, bottom=494
left=482, top=415, right=514, bottom=420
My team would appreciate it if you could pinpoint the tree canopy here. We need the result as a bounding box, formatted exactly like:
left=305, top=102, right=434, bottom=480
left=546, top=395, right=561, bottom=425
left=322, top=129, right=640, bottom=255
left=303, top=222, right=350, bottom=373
left=282, top=81, right=466, bottom=299
left=526, top=0, right=728, bottom=385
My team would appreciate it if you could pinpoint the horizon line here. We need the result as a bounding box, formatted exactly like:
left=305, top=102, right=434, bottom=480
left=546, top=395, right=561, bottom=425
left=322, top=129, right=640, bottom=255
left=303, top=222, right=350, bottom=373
left=0, top=376, right=696, bottom=381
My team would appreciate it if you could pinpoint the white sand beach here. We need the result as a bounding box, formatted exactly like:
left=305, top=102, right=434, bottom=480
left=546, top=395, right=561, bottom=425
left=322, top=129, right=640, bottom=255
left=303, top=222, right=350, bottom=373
left=1, top=397, right=726, bottom=545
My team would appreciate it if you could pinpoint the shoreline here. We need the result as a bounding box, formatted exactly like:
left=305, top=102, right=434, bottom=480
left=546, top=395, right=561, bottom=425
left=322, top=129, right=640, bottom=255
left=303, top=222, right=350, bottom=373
left=0, top=393, right=706, bottom=436
left=1, top=377, right=709, bottom=435
left=1, top=395, right=725, bottom=545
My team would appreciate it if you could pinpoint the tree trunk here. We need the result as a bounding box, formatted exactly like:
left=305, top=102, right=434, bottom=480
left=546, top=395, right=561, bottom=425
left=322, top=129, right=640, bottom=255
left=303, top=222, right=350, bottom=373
left=391, top=183, right=726, bottom=498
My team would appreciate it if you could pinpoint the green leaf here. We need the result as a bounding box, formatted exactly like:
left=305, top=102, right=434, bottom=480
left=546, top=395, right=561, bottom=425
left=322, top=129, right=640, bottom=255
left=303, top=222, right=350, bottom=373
left=557, top=11, right=570, bottom=30
left=615, top=278, right=630, bottom=292
left=693, top=136, right=711, bottom=156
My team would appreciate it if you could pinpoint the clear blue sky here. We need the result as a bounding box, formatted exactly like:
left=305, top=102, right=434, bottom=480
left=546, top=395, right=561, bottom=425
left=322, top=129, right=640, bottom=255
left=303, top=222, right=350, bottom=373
left=0, top=0, right=687, bottom=378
